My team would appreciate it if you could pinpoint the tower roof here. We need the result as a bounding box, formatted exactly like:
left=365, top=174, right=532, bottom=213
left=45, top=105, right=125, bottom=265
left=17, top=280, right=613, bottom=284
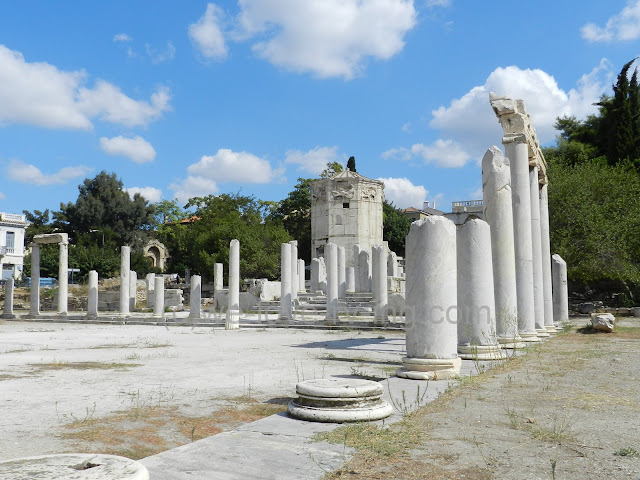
left=329, top=169, right=384, bottom=185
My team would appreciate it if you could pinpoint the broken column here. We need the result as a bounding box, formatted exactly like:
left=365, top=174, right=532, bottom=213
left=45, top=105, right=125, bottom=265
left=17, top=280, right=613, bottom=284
left=346, top=267, right=355, bottom=293
left=145, top=273, right=155, bottom=308
left=310, top=258, right=321, bottom=293
left=290, top=240, right=298, bottom=302
left=353, top=244, right=361, bottom=292
left=387, top=251, right=398, bottom=277
left=372, top=245, right=388, bottom=325
left=456, top=218, right=505, bottom=360
left=214, top=263, right=223, bottom=292
left=397, top=216, right=461, bottom=380
left=337, top=246, right=346, bottom=299
left=29, top=243, right=40, bottom=316
left=2, top=278, right=15, bottom=319
left=189, top=275, right=202, bottom=320
left=358, top=250, right=371, bottom=293
left=280, top=243, right=292, bottom=322
left=530, top=166, right=549, bottom=338
left=552, top=254, right=569, bottom=325
left=298, top=259, right=306, bottom=293
left=129, top=270, right=137, bottom=311
left=226, top=239, right=240, bottom=329
left=153, top=275, right=164, bottom=317
left=539, top=183, right=556, bottom=333
left=319, top=256, right=327, bottom=294
left=58, top=240, right=69, bottom=316
left=119, top=246, right=130, bottom=316
left=325, top=243, right=339, bottom=324
left=482, top=147, right=524, bottom=348
left=86, top=270, right=98, bottom=319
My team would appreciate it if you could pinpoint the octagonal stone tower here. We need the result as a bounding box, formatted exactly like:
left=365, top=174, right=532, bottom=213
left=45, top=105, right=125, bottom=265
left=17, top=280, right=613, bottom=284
left=311, top=170, right=384, bottom=267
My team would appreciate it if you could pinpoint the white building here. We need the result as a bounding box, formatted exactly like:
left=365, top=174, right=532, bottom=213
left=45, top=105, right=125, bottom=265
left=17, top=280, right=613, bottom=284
left=0, top=212, right=29, bottom=280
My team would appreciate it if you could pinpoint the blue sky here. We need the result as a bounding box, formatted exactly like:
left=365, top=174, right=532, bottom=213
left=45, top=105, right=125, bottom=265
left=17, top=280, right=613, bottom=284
left=0, top=1, right=639, bottom=216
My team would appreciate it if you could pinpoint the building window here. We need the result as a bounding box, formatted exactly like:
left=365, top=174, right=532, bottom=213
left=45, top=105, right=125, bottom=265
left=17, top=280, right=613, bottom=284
left=343, top=202, right=349, bottom=209
left=5, top=232, right=14, bottom=253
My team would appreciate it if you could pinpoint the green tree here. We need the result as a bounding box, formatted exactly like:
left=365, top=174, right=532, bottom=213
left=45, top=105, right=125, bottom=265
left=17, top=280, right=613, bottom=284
left=319, top=161, right=344, bottom=178
left=382, top=201, right=412, bottom=257
left=272, top=178, right=313, bottom=263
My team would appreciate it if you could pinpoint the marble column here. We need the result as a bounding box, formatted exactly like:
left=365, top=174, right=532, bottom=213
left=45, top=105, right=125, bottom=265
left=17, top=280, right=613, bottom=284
left=319, top=256, right=327, bottom=294
left=337, top=247, right=346, bottom=299
left=358, top=250, right=371, bottom=293
left=29, top=243, right=40, bottom=316
left=2, top=278, right=15, bottom=319
left=504, top=139, right=539, bottom=342
left=310, top=258, right=321, bottom=293
left=397, top=216, right=461, bottom=380
left=482, top=147, right=524, bottom=348
left=539, top=183, right=556, bottom=333
left=530, top=166, right=549, bottom=338
left=58, top=241, right=69, bottom=316
left=387, top=251, right=398, bottom=277
left=86, top=270, right=98, bottom=319
left=153, top=276, right=164, bottom=317
left=119, top=246, right=131, bottom=316
left=456, top=218, right=505, bottom=360
left=372, top=245, right=388, bottom=325
left=189, top=275, right=202, bottom=320
left=146, top=273, right=155, bottom=308
left=214, top=263, right=224, bottom=292
left=353, top=244, right=361, bottom=292
left=129, top=270, right=137, bottom=311
left=298, top=259, right=306, bottom=293
left=226, top=239, right=240, bottom=329
left=552, top=254, right=569, bottom=325
left=290, top=240, right=298, bottom=302
left=279, top=243, right=292, bottom=322
left=325, top=243, right=339, bottom=324
left=346, top=267, right=355, bottom=293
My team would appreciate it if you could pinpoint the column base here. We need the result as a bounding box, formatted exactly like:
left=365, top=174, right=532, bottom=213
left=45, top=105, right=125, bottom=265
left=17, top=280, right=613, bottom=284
left=535, top=327, right=550, bottom=338
left=226, top=309, right=240, bottom=329
left=0, top=313, right=16, bottom=319
left=497, top=336, right=527, bottom=349
left=519, top=331, right=542, bottom=343
left=458, top=344, right=507, bottom=360
left=396, top=356, right=461, bottom=380
left=84, top=314, right=98, bottom=320
left=324, top=315, right=338, bottom=326
left=545, top=324, right=559, bottom=334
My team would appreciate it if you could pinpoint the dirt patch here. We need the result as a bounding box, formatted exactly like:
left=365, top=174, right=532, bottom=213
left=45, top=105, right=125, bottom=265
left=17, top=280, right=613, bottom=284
left=324, top=319, right=640, bottom=479
left=29, top=361, right=142, bottom=372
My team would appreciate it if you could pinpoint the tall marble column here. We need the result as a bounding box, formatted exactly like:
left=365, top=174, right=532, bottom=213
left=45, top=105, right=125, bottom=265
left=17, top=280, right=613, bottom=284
left=279, top=243, right=292, bottom=322
left=129, top=270, right=137, bottom=311
left=29, top=243, right=40, bottom=317
left=119, top=246, right=131, bottom=316
left=482, top=147, right=524, bottom=348
left=290, top=240, right=298, bottom=302
left=325, top=243, right=339, bottom=324
left=2, top=278, right=15, bottom=319
left=153, top=276, right=165, bottom=317
left=346, top=267, right=355, bottom=293
left=539, top=183, right=556, bottom=333
left=189, top=275, right=202, bottom=320
left=530, top=166, right=549, bottom=338
left=397, top=216, right=461, bottom=380
left=298, top=259, right=306, bottom=293
left=372, top=245, right=388, bottom=325
left=337, top=247, right=346, bottom=299
left=504, top=139, right=539, bottom=342
left=226, top=239, right=240, bottom=329
left=86, top=270, right=98, bottom=319
left=552, top=254, right=569, bottom=325
left=353, top=244, right=361, bottom=292
left=456, top=218, right=505, bottom=360
left=58, top=241, right=69, bottom=316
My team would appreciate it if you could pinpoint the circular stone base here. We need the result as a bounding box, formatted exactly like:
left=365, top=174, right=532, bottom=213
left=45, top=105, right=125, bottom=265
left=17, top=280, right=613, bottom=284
left=0, top=454, right=149, bottom=480
left=288, top=378, right=392, bottom=423
left=458, top=345, right=507, bottom=360
left=519, top=331, right=542, bottom=343
left=225, top=310, right=240, bottom=330
left=497, top=336, right=527, bottom=349
left=535, top=328, right=550, bottom=338
left=396, top=356, right=462, bottom=380
left=545, top=325, right=559, bottom=334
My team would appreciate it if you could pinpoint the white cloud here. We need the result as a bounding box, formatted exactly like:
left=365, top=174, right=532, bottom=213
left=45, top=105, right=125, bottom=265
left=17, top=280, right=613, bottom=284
left=378, top=177, right=428, bottom=209
left=99, top=136, right=156, bottom=163
left=145, top=41, right=176, bottom=64
left=236, top=0, right=417, bottom=79
left=7, top=160, right=91, bottom=186
left=189, top=3, right=228, bottom=60
left=581, top=1, right=640, bottom=42
left=285, top=146, right=339, bottom=175
left=187, top=148, right=283, bottom=183
left=0, top=44, right=171, bottom=130
left=113, top=33, right=132, bottom=43
left=382, top=139, right=470, bottom=168
left=0, top=192, right=5, bottom=200
left=125, top=186, right=163, bottom=203
left=169, top=176, right=219, bottom=205
left=426, top=0, right=451, bottom=7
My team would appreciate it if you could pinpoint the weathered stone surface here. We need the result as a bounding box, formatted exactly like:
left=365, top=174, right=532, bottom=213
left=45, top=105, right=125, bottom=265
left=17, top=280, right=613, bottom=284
left=280, top=243, right=292, bottom=321
left=591, top=313, right=615, bottom=332
left=119, top=246, right=130, bottom=316
left=29, top=244, right=40, bottom=316
left=226, top=239, right=240, bottom=329
left=552, top=254, right=569, bottom=324
left=358, top=250, right=371, bottom=293
left=530, top=166, right=548, bottom=337
left=337, top=247, right=346, bottom=299
left=153, top=276, right=164, bottom=317
left=86, top=271, right=98, bottom=319
left=1, top=278, right=15, bottom=319
left=0, top=454, right=148, bottom=480
left=290, top=240, right=298, bottom=301
left=288, top=378, right=392, bottom=423
left=310, top=258, right=321, bottom=293
left=346, top=266, right=355, bottom=293
left=325, top=243, right=339, bottom=324
left=189, top=275, right=202, bottom=319
left=539, top=183, right=556, bottom=333
left=372, top=245, right=388, bottom=324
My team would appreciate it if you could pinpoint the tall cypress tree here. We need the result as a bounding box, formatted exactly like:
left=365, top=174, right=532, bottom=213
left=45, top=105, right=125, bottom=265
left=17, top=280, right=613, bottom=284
left=608, top=59, right=636, bottom=164
left=630, top=68, right=640, bottom=164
